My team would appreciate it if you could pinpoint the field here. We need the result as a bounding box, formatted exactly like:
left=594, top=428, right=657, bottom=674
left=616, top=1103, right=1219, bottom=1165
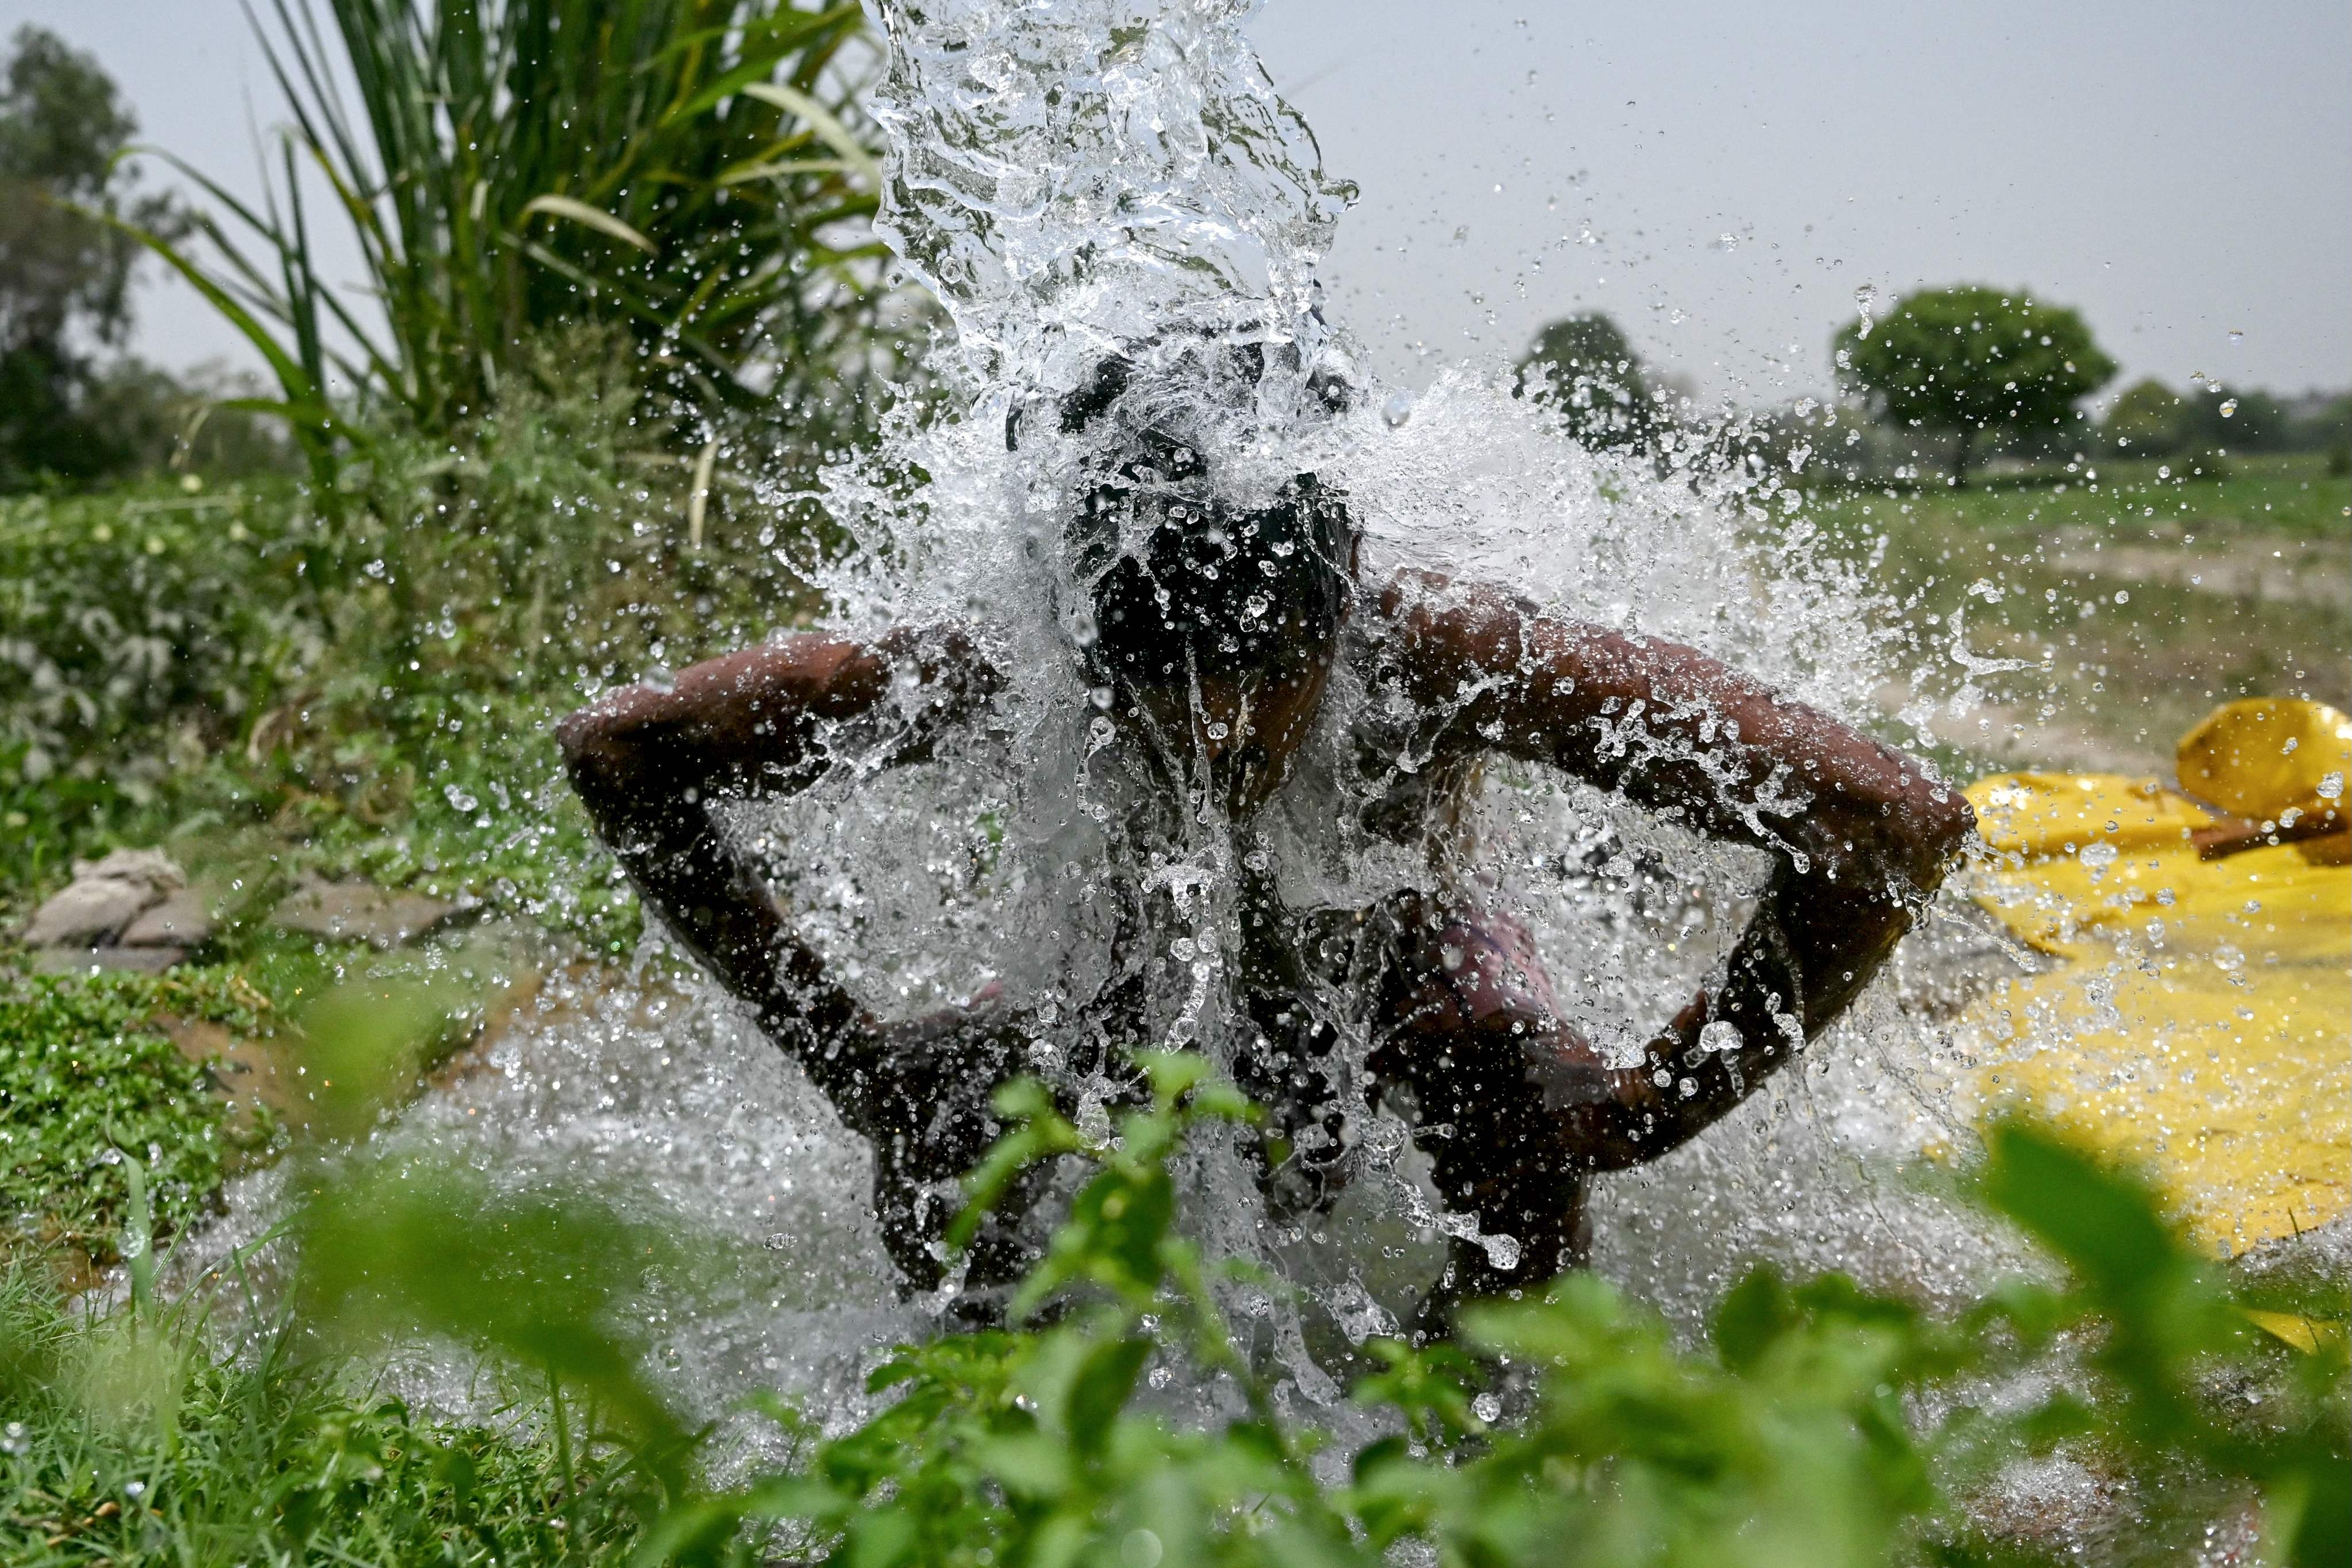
left=2, top=451, right=2347, bottom=1567
left=1807, top=452, right=2351, bottom=775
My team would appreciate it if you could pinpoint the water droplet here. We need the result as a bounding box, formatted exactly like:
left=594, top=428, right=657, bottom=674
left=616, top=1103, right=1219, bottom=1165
left=2227, top=329, right=2244, bottom=345
left=1699, top=1021, right=1742, bottom=1053
left=2219, top=399, right=2238, bottom=418
left=1122, top=1529, right=1164, bottom=1568
left=1472, top=1391, right=1504, bottom=1423
left=1382, top=390, right=1413, bottom=428
left=1089, top=684, right=1113, bottom=709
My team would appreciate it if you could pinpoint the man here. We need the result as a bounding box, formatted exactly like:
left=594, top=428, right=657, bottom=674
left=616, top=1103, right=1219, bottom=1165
left=558, top=342, right=1973, bottom=1329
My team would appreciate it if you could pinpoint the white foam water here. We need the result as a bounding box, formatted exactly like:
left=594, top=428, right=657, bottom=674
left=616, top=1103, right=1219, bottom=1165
left=180, top=0, right=2043, bottom=1448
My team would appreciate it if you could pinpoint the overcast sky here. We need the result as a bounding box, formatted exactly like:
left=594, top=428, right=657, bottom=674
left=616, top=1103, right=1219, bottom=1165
left=9, top=0, right=2348, bottom=404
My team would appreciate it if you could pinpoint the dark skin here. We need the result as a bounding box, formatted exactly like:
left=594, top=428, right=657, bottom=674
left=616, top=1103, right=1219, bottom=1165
left=558, top=568, right=1975, bottom=1326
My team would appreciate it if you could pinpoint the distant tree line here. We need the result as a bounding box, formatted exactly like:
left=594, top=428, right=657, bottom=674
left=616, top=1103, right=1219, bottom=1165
left=0, top=25, right=296, bottom=489
left=1516, top=287, right=2349, bottom=487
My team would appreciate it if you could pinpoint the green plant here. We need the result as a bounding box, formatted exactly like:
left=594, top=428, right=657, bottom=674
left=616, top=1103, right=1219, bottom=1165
left=283, top=1037, right=2349, bottom=1568
left=0, top=970, right=273, bottom=1266
left=1835, top=286, right=2116, bottom=486
left=119, top=0, right=916, bottom=482
left=0, top=1265, right=650, bottom=1566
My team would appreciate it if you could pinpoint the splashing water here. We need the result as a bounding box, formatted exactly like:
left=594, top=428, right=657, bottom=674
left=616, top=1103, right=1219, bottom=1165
left=185, top=0, right=2036, bottom=1439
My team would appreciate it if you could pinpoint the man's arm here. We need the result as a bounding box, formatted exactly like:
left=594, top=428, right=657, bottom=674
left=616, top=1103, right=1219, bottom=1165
left=555, top=627, right=1000, bottom=1070
left=1378, top=574, right=1973, bottom=1162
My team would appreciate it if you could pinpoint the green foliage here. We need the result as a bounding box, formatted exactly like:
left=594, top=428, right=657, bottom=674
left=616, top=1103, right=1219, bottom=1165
left=1834, top=286, right=2116, bottom=484
left=275, top=1027, right=2349, bottom=1568
left=293, top=1158, right=717, bottom=1495
left=4, top=974, right=2344, bottom=1566
left=0, top=336, right=823, bottom=947
left=0, top=970, right=272, bottom=1265
left=126, top=0, right=917, bottom=480
left=0, top=1268, right=650, bottom=1566
left=1516, top=312, right=1664, bottom=451
left=2101, top=377, right=2318, bottom=462
left=0, top=26, right=185, bottom=489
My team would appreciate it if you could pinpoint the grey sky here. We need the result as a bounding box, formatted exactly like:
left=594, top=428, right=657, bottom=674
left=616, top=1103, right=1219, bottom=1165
left=9, top=0, right=2348, bottom=404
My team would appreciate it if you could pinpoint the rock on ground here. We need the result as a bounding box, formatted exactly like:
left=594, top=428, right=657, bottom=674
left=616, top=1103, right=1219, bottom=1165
left=269, top=874, right=468, bottom=949
left=17, top=848, right=193, bottom=952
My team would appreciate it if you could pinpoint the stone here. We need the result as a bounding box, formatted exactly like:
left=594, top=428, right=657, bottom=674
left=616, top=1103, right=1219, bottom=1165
left=270, top=875, right=467, bottom=948
left=20, top=877, right=160, bottom=948
left=159, top=1015, right=303, bottom=1135
left=119, top=886, right=214, bottom=948
left=17, top=847, right=191, bottom=950
left=31, top=945, right=187, bottom=974
left=72, top=847, right=185, bottom=892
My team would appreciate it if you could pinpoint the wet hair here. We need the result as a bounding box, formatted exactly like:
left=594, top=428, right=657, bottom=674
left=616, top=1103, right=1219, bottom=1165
left=1013, top=342, right=1357, bottom=692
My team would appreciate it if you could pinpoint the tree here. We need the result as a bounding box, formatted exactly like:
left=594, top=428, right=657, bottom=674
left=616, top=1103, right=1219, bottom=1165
left=2102, top=377, right=2189, bottom=456
left=0, top=26, right=179, bottom=487
left=1833, top=285, right=2114, bottom=484
left=1515, top=312, right=1661, bottom=450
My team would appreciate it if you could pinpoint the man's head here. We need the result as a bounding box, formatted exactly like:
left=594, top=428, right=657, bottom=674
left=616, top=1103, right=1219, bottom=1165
left=1020, top=340, right=1357, bottom=814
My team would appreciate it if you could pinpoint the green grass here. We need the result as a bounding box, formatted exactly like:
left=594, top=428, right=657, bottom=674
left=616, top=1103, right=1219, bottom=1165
left=0, top=1270, right=647, bottom=1567
left=1820, top=452, right=2350, bottom=541
left=1803, top=452, right=2351, bottom=773
left=0, top=971, right=283, bottom=1271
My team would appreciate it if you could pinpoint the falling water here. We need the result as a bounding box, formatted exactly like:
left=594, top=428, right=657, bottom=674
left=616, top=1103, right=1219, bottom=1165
left=181, top=0, right=2043, bottom=1445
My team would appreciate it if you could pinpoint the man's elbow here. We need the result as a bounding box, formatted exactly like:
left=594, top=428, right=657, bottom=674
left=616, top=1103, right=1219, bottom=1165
left=555, top=697, right=650, bottom=804
left=1889, top=777, right=1975, bottom=889
left=1915, top=780, right=1976, bottom=857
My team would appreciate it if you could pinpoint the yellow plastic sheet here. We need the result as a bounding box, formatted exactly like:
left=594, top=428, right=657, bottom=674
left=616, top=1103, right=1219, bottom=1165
left=1959, top=703, right=2352, bottom=1257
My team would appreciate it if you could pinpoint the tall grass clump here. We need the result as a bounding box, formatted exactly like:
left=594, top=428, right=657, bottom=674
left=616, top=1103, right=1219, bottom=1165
left=123, top=0, right=917, bottom=483
left=0, top=1266, right=653, bottom=1566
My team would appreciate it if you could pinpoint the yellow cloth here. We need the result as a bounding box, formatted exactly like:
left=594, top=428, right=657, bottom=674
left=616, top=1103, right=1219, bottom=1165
left=1959, top=703, right=2352, bottom=1258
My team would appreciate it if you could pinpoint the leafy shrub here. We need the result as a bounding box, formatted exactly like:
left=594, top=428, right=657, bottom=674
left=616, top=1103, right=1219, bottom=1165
left=0, top=331, right=822, bottom=945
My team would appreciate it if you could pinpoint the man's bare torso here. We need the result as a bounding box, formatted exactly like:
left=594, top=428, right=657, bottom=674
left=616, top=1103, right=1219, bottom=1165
left=560, top=571, right=1973, bottom=1328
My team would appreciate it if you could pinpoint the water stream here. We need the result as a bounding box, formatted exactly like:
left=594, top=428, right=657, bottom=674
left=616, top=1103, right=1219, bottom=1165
left=183, top=0, right=2048, bottom=1443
